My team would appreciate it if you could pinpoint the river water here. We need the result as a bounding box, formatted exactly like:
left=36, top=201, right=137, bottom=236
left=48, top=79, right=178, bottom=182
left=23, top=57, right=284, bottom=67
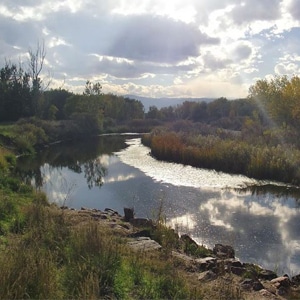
left=17, top=135, right=300, bottom=275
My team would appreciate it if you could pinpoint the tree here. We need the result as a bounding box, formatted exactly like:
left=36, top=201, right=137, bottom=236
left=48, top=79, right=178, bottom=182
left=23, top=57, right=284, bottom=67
left=0, top=62, right=31, bottom=121
left=44, top=88, right=73, bottom=120
left=248, top=75, right=295, bottom=127
left=146, top=106, right=161, bottom=119
left=28, top=40, right=46, bottom=91
left=83, top=80, right=102, bottom=96
left=28, top=41, right=47, bottom=117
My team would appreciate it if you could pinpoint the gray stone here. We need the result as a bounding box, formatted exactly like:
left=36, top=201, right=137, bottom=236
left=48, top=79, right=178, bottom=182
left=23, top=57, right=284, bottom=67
left=195, top=257, right=217, bottom=271
left=172, top=251, right=194, bottom=262
left=127, top=237, right=162, bottom=252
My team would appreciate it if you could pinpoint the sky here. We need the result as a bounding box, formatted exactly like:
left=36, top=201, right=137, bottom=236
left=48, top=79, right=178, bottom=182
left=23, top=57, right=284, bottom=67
left=1, top=0, right=300, bottom=99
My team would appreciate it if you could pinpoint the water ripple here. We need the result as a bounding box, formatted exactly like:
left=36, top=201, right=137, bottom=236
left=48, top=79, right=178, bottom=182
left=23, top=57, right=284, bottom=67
left=115, top=138, right=257, bottom=189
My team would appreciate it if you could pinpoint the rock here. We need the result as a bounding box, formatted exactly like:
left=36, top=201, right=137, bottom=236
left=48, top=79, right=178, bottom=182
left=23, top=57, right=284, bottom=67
left=129, top=229, right=152, bottom=238
left=223, top=258, right=243, bottom=268
left=241, top=278, right=264, bottom=291
left=292, top=274, right=300, bottom=285
left=172, top=251, right=194, bottom=262
left=231, top=266, right=245, bottom=276
left=198, top=270, right=217, bottom=282
left=259, top=289, right=278, bottom=298
left=277, top=286, right=288, bottom=296
left=270, top=276, right=291, bottom=289
left=104, top=208, right=121, bottom=217
left=90, top=213, right=102, bottom=219
left=127, top=237, right=162, bottom=252
left=259, top=269, right=278, bottom=280
left=252, top=280, right=264, bottom=291
left=213, top=244, right=235, bottom=259
left=241, top=278, right=253, bottom=290
left=130, top=218, right=153, bottom=227
left=195, top=257, right=217, bottom=271
left=124, top=207, right=134, bottom=221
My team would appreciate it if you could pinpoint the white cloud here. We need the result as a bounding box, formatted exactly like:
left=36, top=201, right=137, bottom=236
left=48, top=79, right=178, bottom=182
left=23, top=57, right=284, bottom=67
left=0, top=0, right=299, bottom=98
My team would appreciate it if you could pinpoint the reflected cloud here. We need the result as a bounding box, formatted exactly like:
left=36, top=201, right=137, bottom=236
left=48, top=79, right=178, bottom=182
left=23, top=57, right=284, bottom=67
left=104, top=173, right=136, bottom=183
left=197, top=192, right=300, bottom=274
left=167, top=213, right=197, bottom=232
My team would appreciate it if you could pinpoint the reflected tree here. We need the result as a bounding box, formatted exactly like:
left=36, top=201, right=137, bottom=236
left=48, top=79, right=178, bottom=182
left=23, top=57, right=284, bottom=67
left=83, top=158, right=107, bottom=189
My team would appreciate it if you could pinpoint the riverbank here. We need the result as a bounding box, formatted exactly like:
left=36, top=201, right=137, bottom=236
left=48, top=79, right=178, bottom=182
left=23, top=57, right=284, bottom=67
left=41, top=205, right=300, bottom=299
left=1, top=124, right=300, bottom=299
left=142, top=127, right=300, bottom=186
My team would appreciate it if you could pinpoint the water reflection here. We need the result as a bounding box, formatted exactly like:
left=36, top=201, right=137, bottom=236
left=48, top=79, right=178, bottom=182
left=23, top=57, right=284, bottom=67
left=169, top=190, right=300, bottom=274
left=17, top=136, right=127, bottom=189
left=235, top=184, right=300, bottom=202
left=16, top=135, right=300, bottom=275
left=116, top=138, right=257, bottom=189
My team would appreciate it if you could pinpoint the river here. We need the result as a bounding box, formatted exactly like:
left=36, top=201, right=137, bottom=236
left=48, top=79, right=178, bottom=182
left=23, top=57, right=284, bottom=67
left=17, top=134, right=300, bottom=276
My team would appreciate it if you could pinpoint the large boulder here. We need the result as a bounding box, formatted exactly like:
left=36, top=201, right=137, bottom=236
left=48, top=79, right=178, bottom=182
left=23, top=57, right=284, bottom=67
left=124, top=207, right=134, bottom=221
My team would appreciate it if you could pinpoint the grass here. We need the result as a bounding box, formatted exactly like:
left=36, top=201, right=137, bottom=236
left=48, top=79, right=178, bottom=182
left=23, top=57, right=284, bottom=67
left=0, top=124, right=16, bottom=138
left=0, top=184, right=204, bottom=299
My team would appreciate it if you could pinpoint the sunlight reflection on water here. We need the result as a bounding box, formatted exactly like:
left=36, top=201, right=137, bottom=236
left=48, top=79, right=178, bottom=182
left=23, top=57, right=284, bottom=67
left=116, top=138, right=257, bottom=189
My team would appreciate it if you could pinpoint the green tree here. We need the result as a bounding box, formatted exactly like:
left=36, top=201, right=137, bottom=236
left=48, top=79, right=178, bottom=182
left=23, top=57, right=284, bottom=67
left=64, top=94, right=104, bottom=132
left=0, top=62, right=32, bottom=121
left=43, top=88, right=73, bottom=120
left=146, top=106, right=161, bottom=119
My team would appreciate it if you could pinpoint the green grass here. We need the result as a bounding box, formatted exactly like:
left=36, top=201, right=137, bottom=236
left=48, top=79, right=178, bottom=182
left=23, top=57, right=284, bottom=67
left=0, top=203, right=204, bottom=299
left=0, top=124, right=16, bottom=138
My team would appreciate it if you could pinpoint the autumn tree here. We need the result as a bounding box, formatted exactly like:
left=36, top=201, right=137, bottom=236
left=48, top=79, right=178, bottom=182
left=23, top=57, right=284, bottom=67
left=248, top=75, right=292, bottom=126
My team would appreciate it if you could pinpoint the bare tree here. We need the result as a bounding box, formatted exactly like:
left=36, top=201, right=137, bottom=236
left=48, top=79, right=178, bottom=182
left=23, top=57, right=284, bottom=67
left=28, top=40, right=50, bottom=91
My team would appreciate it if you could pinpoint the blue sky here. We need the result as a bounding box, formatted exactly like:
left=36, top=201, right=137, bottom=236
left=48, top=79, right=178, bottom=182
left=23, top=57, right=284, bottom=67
left=0, top=0, right=299, bottom=98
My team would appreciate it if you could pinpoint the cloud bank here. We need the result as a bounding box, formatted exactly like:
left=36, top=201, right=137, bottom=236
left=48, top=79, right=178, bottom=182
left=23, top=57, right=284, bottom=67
left=0, top=0, right=300, bottom=98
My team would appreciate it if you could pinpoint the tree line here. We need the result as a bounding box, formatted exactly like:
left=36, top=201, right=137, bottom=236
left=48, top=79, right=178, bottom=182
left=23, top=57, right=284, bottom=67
left=0, top=61, right=144, bottom=128
left=2, top=43, right=300, bottom=150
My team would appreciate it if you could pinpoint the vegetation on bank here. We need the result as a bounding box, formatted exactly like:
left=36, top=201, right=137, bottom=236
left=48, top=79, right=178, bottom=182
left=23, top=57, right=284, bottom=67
left=141, top=75, right=300, bottom=186
left=0, top=144, right=207, bottom=299
left=0, top=201, right=205, bottom=299
left=142, top=127, right=300, bottom=185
